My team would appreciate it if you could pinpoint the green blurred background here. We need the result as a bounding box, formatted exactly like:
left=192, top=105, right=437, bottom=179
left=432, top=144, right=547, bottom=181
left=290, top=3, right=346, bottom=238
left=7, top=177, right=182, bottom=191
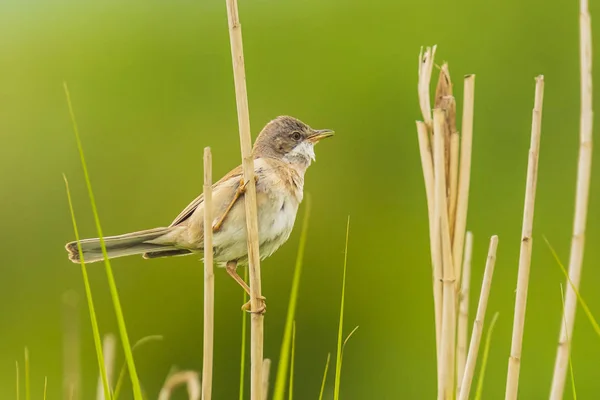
left=1, top=0, right=599, bottom=398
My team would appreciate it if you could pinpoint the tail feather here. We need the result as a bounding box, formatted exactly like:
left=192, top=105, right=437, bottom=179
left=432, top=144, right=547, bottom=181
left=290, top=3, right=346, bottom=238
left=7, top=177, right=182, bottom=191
left=65, top=227, right=178, bottom=263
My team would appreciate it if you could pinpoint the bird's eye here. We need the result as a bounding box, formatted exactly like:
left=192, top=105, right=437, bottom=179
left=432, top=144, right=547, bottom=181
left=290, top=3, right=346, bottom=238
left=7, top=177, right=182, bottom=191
left=291, top=132, right=302, bottom=141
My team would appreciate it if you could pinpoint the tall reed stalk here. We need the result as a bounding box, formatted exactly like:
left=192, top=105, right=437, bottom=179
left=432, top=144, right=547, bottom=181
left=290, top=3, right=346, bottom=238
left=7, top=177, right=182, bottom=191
left=224, top=1, right=264, bottom=399
left=550, top=0, right=594, bottom=397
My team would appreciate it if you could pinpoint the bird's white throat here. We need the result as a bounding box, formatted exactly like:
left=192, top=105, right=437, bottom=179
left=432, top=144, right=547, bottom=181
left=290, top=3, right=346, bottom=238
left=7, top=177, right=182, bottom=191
left=283, top=141, right=316, bottom=168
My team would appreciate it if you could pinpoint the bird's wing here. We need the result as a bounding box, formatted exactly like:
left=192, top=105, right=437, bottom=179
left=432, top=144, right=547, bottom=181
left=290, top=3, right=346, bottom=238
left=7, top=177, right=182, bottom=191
left=168, top=164, right=244, bottom=227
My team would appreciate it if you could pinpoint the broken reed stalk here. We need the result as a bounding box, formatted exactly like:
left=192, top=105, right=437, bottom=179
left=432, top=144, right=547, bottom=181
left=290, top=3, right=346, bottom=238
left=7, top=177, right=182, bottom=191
left=550, top=0, right=594, bottom=397
left=434, top=108, right=457, bottom=400
left=96, top=334, right=116, bottom=400
left=418, top=46, right=437, bottom=128
left=456, top=231, right=474, bottom=397
left=416, top=47, right=443, bottom=368
left=416, top=120, right=442, bottom=362
left=224, top=1, right=264, bottom=399
left=458, top=235, right=499, bottom=400
left=452, top=75, right=475, bottom=290
left=505, top=75, right=545, bottom=400
left=202, top=147, right=215, bottom=400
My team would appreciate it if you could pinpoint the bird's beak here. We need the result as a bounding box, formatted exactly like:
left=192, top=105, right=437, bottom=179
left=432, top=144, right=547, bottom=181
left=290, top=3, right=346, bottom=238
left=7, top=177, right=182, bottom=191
left=307, top=129, right=335, bottom=143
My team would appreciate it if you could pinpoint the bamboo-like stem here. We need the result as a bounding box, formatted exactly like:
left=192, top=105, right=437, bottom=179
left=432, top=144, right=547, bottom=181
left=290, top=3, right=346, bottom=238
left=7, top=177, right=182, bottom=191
left=262, top=359, right=271, bottom=400
left=456, top=231, right=473, bottom=397
left=224, top=1, right=264, bottom=400
left=96, top=334, right=116, bottom=400
left=434, top=108, right=456, bottom=400
left=416, top=121, right=442, bottom=362
left=505, top=75, right=545, bottom=400
left=550, top=0, right=593, bottom=397
left=452, top=75, right=475, bottom=290
left=458, top=236, right=499, bottom=400
left=202, top=147, right=214, bottom=400
left=62, top=291, right=80, bottom=400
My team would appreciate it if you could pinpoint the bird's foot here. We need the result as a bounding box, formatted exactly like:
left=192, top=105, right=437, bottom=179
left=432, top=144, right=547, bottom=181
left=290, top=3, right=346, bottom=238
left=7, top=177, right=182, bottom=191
left=241, top=295, right=267, bottom=314
left=238, top=175, right=259, bottom=193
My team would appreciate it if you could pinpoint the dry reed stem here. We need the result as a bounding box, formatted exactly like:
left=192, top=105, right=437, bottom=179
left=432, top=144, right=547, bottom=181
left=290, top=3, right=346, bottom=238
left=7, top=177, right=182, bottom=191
left=550, top=0, right=593, bottom=397
left=435, top=64, right=455, bottom=189
left=449, top=133, right=459, bottom=238
left=456, top=231, right=473, bottom=397
left=434, top=108, right=456, bottom=400
left=62, top=291, right=80, bottom=400
left=416, top=121, right=442, bottom=360
left=96, top=334, right=116, bottom=400
left=418, top=46, right=437, bottom=127
left=202, top=147, right=214, bottom=400
left=262, top=359, right=271, bottom=400
left=452, top=75, right=475, bottom=290
left=458, top=236, right=499, bottom=400
left=224, top=1, right=264, bottom=399
left=159, top=371, right=201, bottom=400
left=505, top=75, right=545, bottom=400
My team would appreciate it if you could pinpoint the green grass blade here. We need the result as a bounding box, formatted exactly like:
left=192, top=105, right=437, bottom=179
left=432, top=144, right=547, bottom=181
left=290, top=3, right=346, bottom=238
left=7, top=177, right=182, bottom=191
left=64, top=82, right=143, bottom=400
left=63, top=175, right=111, bottom=398
left=474, top=312, right=499, bottom=400
left=333, top=217, right=351, bottom=400
left=24, top=348, right=29, bottom=400
left=43, top=377, right=47, bottom=400
left=544, top=236, right=600, bottom=337
left=239, top=266, right=248, bottom=400
left=560, top=284, right=577, bottom=400
left=318, top=353, right=331, bottom=400
left=341, top=326, right=359, bottom=363
left=113, top=335, right=163, bottom=400
left=288, top=321, right=296, bottom=400
left=273, top=198, right=312, bottom=400
left=16, top=361, right=19, bottom=400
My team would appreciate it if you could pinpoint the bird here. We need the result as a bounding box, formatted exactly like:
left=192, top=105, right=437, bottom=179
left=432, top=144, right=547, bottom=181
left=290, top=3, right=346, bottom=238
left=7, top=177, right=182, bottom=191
left=65, top=115, right=334, bottom=312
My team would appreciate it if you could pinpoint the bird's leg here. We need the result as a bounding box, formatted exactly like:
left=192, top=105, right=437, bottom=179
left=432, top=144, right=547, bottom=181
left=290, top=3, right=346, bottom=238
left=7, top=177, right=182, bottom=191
left=212, top=176, right=258, bottom=232
left=225, top=261, right=266, bottom=314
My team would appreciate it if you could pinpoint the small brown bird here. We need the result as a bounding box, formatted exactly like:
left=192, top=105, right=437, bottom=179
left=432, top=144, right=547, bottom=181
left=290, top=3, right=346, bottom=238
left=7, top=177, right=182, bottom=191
left=65, top=116, right=333, bottom=310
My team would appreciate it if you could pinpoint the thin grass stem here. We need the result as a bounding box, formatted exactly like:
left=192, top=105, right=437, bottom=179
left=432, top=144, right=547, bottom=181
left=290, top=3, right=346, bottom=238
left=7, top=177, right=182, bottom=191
left=273, top=199, right=311, bottom=400
left=474, top=312, right=500, bottom=400
left=113, top=335, right=163, bottom=400
left=333, top=217, right=351, bottom=400
left=63, top=175, right=111, bottom=399
left=288, top=322, right=296, bottom=400
left=63, top=83, right=142, bottom=400
left=560, top=285, right=577, bottom=400
left=318, top=353, right=331, bottom=400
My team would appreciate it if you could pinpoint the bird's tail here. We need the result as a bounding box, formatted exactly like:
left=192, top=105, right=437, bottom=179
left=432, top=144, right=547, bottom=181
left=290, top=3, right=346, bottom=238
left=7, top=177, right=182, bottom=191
left=65, top=227, right=179, bottom=263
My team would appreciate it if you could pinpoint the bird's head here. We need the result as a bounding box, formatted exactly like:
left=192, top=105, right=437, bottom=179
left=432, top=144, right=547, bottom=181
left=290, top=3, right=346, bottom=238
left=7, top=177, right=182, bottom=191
left=253, top=116, right=334, bottom=169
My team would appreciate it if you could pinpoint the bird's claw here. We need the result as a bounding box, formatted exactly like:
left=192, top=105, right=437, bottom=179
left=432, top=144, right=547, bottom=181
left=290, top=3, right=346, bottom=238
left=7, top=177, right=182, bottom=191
left=241, top=295, right=267, bottom=314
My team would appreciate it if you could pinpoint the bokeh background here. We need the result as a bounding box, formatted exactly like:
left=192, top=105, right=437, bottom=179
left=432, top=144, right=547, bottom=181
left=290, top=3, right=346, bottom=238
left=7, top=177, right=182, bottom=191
left=1, top=0, right=599, bottom=398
